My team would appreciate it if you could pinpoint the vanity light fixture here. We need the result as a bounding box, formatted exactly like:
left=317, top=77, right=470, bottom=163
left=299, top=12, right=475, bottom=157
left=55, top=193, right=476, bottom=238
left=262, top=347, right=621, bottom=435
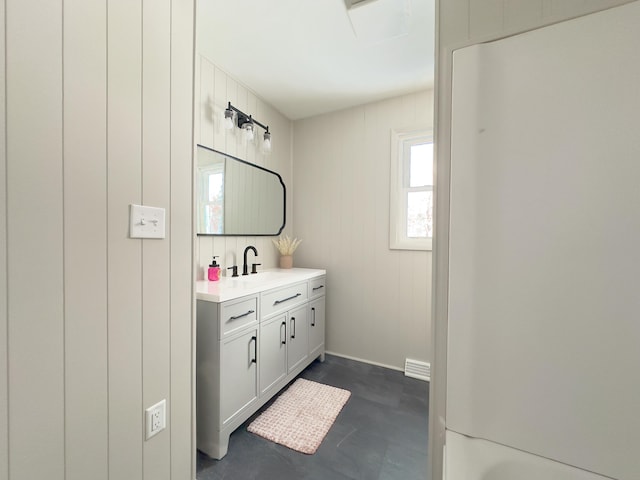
left=225, top=102, right=272, bottom=153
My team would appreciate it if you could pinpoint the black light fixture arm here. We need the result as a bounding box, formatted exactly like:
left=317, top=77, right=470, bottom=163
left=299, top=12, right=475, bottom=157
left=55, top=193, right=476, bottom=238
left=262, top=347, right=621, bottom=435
left=227, top=102, right=270, bottom=133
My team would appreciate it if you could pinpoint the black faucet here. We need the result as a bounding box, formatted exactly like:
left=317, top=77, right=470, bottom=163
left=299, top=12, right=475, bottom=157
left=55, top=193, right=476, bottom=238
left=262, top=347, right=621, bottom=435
left=242, top=245, right=258, bottom=276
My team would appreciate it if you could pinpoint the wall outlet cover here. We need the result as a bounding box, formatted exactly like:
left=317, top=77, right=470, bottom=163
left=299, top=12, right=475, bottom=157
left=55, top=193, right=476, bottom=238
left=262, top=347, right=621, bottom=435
left=145, top=399, right=166, bottom=440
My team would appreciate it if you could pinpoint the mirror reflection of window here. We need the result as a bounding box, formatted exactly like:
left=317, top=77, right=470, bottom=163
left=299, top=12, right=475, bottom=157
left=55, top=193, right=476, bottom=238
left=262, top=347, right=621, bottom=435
left=205, top=169, right=224, bottom=234
left=197, top=149, right=225, bottom=235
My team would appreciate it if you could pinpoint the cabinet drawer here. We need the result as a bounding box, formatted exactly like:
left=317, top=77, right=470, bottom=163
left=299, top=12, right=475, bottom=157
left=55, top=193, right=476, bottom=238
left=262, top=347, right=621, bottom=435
left=261, top=282, right=308, bottom=318
left=220, top=296, right=258, bottom=338
left=309, top=276, right=326, bottom=299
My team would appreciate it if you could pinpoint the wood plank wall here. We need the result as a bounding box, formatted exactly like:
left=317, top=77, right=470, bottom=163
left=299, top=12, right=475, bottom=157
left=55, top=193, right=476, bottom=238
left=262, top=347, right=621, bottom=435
left=65, top=0, right=108, bottom=478
left=292, top=90, right=434, bottom=370
left=195, top=55, right=293, bottom=279
left=429, top=1, right=636, bottom=479
left=0, top=0, right=6, bottom=478
left=1, top=1, right=195, bottom=479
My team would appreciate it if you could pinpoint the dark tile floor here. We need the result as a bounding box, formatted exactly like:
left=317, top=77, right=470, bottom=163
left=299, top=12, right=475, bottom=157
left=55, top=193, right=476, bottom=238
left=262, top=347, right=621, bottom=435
left=196, top=354, right=429, bottom=480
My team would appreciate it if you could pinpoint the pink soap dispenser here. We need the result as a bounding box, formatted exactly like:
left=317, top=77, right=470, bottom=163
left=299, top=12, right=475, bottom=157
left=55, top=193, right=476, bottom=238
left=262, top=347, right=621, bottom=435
left=207, top=256, right=221, bottom=281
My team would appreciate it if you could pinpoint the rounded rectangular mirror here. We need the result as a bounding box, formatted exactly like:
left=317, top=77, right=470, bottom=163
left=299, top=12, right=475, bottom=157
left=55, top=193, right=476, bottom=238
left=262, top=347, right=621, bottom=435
left=196, top=144, right=286, bottom=236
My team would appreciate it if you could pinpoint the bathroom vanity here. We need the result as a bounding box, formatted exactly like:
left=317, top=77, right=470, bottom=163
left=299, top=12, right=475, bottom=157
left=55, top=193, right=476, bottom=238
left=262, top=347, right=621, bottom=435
left=196, top=267, right=326, bottom=459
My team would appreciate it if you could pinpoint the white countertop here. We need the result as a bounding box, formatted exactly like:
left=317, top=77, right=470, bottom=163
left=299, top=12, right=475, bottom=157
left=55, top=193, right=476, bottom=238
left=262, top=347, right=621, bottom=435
left=196, top=267, right=326, bottom=303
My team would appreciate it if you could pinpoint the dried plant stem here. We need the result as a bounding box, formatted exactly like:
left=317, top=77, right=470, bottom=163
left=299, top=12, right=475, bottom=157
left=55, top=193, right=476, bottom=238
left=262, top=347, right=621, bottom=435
left=272, top=235, right=302, bottom=255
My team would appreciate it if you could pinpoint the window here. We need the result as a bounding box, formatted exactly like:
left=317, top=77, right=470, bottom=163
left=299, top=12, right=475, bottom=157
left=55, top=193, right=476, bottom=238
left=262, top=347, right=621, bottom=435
left=390, top=129, right=433, bottom=250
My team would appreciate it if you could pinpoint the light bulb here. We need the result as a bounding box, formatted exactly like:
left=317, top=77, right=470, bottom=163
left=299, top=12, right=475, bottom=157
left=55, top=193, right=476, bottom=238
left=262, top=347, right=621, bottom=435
left=243, top=123, right=255, bottom=143
left=262, top=131, right=272, bottom=153
left=223, top=108, right=234, bottom=130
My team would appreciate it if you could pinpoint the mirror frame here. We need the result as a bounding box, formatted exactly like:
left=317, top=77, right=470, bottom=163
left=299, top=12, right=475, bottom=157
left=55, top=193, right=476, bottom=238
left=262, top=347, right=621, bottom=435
left=196, top=144, right=286, bottom=236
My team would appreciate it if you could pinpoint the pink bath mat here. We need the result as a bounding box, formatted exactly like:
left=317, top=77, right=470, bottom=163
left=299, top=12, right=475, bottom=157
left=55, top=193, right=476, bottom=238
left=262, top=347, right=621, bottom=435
left=247, top=378, right=351, bottom=454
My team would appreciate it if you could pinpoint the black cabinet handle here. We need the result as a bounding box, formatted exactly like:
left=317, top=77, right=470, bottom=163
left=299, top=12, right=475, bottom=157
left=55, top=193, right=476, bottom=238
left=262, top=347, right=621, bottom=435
left=281, top=321, right=286, bottom=345
left=274, top=293, right=301, bottom=305
left=311, top=307, right=316, bottom=327
left=290, top=317, right=296, bottom=339
left=250, top=336, right=257, bottom=364
left=229, top=310, right=255, bottom=321
left=312, top=285, right=324, bottom=291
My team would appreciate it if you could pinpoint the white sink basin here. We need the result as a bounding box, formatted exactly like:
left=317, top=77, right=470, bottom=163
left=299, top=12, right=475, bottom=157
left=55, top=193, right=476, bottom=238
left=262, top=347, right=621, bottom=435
left=232, top=271, right=291, bottom=284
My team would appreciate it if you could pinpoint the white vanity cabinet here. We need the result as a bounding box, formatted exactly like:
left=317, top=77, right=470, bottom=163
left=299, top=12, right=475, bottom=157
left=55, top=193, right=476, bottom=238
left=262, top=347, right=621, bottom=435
left=196, top=268, right=326, bottom=460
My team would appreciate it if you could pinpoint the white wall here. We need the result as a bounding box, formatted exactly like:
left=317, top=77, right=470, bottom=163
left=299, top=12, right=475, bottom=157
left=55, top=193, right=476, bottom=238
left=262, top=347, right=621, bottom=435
left=195, top=54, right=293, bottom=279
left=292, top=90, right=433, bottom=370
left=1, top=1, right=194, bottom=479
left=448, top=6, right=640, bottom=477
left=429, top=0, right=636, bottom=479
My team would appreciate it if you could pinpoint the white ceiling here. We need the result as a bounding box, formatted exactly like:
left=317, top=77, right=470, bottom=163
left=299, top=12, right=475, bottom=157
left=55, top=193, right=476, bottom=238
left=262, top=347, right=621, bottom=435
left=197, top=0, right=435, bottom=120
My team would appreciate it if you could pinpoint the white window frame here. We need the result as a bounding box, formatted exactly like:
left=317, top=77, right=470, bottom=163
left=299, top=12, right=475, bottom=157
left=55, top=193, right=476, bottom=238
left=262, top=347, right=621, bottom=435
left=389, top=128, right=433, bottom=251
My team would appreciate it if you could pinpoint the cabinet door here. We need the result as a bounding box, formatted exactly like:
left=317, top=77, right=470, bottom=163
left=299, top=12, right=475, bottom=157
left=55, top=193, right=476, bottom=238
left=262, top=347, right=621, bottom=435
left=287, top=305, right=309, bottom=373
left=309, top=296, right=325, bottom=358
left=220, top=328, right=258, bottom=426
left=259, top=314, right=287, bottom=396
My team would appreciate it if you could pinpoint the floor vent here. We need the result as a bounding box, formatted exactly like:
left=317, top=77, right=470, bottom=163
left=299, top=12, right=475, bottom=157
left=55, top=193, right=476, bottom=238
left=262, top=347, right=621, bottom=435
left=404, top=359, right=430, bottom=382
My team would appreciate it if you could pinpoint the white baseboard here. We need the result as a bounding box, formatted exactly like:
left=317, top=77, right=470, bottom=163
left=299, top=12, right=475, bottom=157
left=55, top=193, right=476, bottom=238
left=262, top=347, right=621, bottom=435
left=324, top=350, right=404, bottom=372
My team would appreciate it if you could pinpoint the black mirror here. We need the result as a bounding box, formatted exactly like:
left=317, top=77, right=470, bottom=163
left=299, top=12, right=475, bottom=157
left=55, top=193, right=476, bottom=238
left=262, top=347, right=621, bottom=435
left=196, top=144, right=286, bottom=236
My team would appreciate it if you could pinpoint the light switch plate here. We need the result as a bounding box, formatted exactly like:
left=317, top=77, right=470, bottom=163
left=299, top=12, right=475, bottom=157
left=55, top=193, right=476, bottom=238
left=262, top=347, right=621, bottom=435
left=130, top=204, right=165, bottom=239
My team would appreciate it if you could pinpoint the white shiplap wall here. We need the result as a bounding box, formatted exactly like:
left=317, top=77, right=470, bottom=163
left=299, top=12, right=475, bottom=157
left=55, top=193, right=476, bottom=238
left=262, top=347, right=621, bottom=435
left=292, top=90, right=433, bottom=370
left=429, top=1, right=637, bottom=479
left=1, top=1, right=194, bottom=479
left=195, top=55, right=293, bottom=278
